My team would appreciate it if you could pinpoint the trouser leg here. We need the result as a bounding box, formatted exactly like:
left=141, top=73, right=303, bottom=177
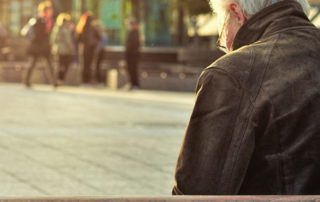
left=58, top=55, right=65, bottom=81
left=126, top=55, right=139, bottom=87
left=95, top=50, right=104, bottom=83
left=45, top=55, right=57, bottom=86
left=62, top=55, right=71, bottom=81
left=58, top=55, right=71, bottom=81
left=25, top=56, right=38, bottom=86
left=131, top=60, right=139, bottom=87
left=83, top=46, right=94, bottom=84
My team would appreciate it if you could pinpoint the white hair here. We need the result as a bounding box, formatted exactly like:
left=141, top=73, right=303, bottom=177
left=210, top=0, right=310, bottom=18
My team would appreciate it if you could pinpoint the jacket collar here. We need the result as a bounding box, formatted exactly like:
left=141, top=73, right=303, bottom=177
left=231, top=0, right=310, bottom=51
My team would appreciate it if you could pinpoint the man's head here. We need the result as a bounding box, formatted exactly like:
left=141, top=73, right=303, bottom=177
left=211, top=0, right=310, bottom=52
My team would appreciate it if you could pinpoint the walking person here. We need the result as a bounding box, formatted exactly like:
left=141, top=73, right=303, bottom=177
left=94, top=22, right=108, bottom=84
left=125, top=18, right=140, bottom=90
left=51, top=13, right=75, bottom=85
left=0, top=21, right=8, bottom=61
left=76, top=12, right=101, bottom=85
left=24, top=1, right=56, bottom=88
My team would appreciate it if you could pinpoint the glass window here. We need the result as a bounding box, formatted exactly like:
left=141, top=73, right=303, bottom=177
left=100, top=0, right=122, bottom=45
left=141, top=0, right=179, bottom=47
left=9, top=0, right=21, bottom=37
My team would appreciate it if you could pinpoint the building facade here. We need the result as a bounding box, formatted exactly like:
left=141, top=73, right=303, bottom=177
left=0, top=0, right=185, bottom=47
left=84, top=0, right=185, bottom=47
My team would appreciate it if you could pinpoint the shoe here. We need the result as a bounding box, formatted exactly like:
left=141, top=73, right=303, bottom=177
left=131, top=86, right=140, bottom=90
left=57, top=80, right=64, bottom=86
left=24, top=82, right=31, bottom=88
left=82, top=83, right=93, bottom=88
left=122, top=83, right=132, bottom=91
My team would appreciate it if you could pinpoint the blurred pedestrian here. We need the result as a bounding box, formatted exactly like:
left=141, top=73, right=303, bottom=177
left=0, top=21, right=8, bottom=60
left=76, top=12, right=101, bottom=85
left=125, top=18, right=140, bottom=90
left=51, top=13, right=75, bottom=85
left=94, top=21, right=108, bottom=84
left=24, top=1, right=56, bottom=88
left=68, top=21, right=79, bottom=66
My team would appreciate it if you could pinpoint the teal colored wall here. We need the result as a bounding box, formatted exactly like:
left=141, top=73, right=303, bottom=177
left=100, top=0, right=122, bottom=45
left=142, top=0, right=172, bottom=46
left=100, top=0, right=122, bottom=29
left=98, top=0, right=176, bottom=46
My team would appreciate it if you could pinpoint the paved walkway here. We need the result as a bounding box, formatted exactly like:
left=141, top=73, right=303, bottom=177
left=0, top=84, right=195, bottom=197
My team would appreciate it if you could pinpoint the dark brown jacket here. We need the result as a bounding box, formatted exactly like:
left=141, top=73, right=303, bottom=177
left=125, top=28, right=140, bottom=57
left=27, top=17, right=51, bottom=57
left=173, top=0, right=320, bottom=195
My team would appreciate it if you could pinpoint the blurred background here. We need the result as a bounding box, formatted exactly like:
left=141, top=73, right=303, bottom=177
left=0, top=0, right=221, bottom=91
left=0, top=0, right=319, bottom=90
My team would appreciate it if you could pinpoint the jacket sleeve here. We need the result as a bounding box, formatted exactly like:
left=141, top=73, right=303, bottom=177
left=173, top=68, right=255, bottom=195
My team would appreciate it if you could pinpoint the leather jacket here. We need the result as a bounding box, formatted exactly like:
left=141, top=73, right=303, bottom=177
left=173, top=0, right=320, bottom=195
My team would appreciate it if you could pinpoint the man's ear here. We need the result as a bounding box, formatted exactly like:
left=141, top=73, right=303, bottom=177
left=228, top=3, right=246, bottom=25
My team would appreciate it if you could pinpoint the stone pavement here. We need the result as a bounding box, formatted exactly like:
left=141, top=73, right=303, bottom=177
left=0, top=83, right=195, bottom=197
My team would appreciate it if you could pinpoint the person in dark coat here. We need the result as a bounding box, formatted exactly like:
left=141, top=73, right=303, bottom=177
left=24, top=1, right=56, bottom=87
left=125, top=18, right=140, bottom=90
left=0, top=21, right=8, bottom=61
left=92, top=21, right=108, bottom=84
left=51, top=13, right=75, bottom=85
left=76, top=12, right=101, bottom=84
left=173, top=0, right=320, bottom=195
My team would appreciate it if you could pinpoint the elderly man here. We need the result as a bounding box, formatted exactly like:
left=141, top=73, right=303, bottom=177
left=173, top=0, right=320, bottom=195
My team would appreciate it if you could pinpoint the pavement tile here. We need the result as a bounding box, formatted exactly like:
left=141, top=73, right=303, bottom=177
left=0, top=84, right=193, bottom=196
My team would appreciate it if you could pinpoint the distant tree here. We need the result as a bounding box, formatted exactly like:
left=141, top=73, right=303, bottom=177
left=179, top=0, right=212, bottom=16
left=175, top=0, right=212, bottom=47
